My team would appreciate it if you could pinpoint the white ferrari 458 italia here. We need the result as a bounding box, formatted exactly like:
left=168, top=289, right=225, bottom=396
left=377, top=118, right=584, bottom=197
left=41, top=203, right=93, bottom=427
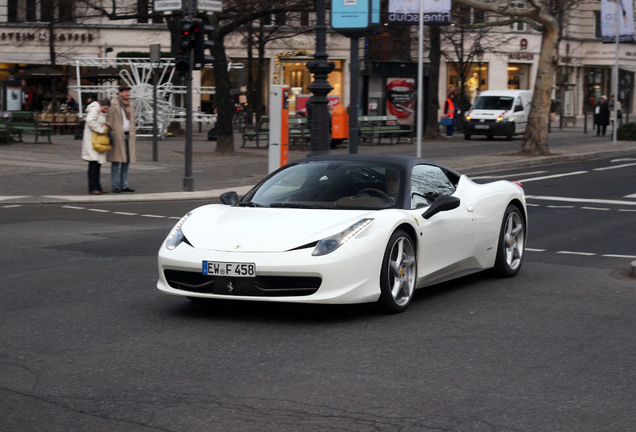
left=157, top=154, right=527, bottom=313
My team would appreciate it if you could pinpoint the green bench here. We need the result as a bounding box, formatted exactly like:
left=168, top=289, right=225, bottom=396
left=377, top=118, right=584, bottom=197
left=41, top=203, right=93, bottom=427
left=358, top=115, right=413, bottom=145
left=0, top=111, right=53, bottom=143
left=241, top=116, right=269, bottom=148
left=0, top=112, right=11, bottom=143
left=289, top=117, right=309, bottom=148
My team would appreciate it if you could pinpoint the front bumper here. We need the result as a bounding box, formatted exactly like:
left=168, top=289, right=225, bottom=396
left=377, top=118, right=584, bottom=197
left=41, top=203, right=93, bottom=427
left=157, top=239, right=385, bottom=305
left=463, top=120, right=513, bottom=136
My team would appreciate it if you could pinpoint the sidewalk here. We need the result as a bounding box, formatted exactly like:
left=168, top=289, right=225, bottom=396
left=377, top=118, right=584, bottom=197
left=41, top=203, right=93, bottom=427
left=1, top=125, right=635, bottom=204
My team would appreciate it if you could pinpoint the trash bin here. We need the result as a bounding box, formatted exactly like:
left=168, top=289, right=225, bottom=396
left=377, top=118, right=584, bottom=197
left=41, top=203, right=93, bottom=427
left=331, top=104, right=348, bottom=149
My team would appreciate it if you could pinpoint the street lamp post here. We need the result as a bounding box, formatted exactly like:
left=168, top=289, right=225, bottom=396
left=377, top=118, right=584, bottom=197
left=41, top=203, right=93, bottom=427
left=306, top=0, right=335, bottom=155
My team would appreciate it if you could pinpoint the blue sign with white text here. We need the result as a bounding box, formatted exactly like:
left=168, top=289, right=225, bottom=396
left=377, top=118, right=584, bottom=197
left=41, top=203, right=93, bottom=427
left=331, top=0, right=380, bottom=37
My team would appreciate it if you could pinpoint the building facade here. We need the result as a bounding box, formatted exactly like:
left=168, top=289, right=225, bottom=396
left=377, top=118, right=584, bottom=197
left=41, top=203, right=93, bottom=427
left=0, top=1, right=635, bottom=124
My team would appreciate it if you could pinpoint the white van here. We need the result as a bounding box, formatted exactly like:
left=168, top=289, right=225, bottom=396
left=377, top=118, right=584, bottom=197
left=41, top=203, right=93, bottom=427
left=462, top=90, right=532, bottom=140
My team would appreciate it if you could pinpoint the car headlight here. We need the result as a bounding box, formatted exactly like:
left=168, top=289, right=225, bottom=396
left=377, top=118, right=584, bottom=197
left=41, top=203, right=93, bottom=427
left=165, top=212, right=192, bottom=250
left=312, top=218, right=374, bottom=256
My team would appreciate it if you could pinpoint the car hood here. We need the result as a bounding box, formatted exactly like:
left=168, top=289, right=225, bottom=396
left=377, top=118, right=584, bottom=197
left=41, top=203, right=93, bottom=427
left=181, top=205, right=375, bottom=252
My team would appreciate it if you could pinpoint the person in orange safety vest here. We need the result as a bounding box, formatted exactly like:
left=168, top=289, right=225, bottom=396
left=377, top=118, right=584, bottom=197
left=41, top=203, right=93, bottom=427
left=443, top=88, right=457, bottom=138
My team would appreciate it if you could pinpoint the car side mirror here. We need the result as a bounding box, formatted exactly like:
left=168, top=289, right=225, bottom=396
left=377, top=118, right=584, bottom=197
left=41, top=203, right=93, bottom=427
left=220, top=191, right=239, bottom=206
left=421, top=195, right=460, bottom=220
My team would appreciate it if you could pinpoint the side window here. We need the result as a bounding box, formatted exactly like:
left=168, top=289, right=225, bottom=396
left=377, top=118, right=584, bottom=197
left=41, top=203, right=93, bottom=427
left=410, top=165, right=457, bottom=209
left=514, top=97, right=524, bottom=112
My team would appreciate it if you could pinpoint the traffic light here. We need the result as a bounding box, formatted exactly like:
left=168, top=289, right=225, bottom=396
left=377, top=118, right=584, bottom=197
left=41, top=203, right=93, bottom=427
left=175, top=19, right=195, bottom=74
left=192, top=20, right=215, bottom=70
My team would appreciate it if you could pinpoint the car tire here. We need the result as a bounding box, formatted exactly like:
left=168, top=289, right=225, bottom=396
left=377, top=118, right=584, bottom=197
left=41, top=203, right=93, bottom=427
left=491, top=204, right=525, bottom=277
left=464, top=133, right=471, bottom=140
left=378, top=230, right=417, bottom=313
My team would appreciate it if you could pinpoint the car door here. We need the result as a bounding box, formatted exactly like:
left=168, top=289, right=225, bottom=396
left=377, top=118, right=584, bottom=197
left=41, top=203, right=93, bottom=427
left=409, top=164, right=479, bottom=283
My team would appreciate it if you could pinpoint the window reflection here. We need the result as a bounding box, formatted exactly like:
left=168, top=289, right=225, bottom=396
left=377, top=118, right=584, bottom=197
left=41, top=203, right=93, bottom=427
left=410, top=165, right=456, bottom=209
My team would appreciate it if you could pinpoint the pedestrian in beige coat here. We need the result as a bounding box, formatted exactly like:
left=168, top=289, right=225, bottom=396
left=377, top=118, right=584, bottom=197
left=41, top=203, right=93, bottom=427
left=107, top=84, right=137, bottom=193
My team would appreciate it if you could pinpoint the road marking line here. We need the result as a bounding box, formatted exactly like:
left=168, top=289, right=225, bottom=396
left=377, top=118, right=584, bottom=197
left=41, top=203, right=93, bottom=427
left=516, top=171, right=587, bottom=183
left=113, top=211, right=138, bottom=216
left=581, top=206, right=610, bottom=211
left=557, top=251, right=596, bottom=256
left=62, top=205, right=85, bottom=210
left=472, top=170, right=547, bottom=180
left=593, top=162, right=636, bottom=171
left=87, top=208, right=110, bottom=213
left=526, top=195, right=636, bottom=206
left=529, top=249, right=634, bottom=259
left=141, top=214, right=166, bottom=218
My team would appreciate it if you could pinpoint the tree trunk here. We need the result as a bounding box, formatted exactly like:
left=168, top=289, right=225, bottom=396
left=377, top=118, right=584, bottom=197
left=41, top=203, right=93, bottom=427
left=424, top=26, right=441, bottom=139
left=521, top=22, right=559, bottom=156
left=211, top=16, right=235, bottom=155
left=255, top=32, right=266, bottom=120
left=246, top=25, right=255, bottom=126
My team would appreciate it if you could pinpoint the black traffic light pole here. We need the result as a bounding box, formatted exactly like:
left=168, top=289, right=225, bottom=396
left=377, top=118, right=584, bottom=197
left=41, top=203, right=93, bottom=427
left=176, top=1, right=215, bottom=191
left=174, top=2, right=195, bottom=191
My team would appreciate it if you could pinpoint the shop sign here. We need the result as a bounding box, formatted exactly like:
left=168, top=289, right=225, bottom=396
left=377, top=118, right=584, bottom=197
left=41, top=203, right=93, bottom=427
left=509, top=53, right=534, bottom=60
left=1, top=32, right=94, bottom=42
left=154, top=0, right=182, bottom=12
left=388, top=0, right=451, bottom=26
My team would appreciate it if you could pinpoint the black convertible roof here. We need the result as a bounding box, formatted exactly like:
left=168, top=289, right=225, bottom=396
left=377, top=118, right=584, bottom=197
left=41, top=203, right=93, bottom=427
left=296, top=153, right=461, bottom=177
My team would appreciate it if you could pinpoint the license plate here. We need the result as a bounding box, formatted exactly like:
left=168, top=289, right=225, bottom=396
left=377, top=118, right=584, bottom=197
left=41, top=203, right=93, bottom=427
left=474, top=125, right=490, bottom=130
left=203, top=261, right=255, bottom=277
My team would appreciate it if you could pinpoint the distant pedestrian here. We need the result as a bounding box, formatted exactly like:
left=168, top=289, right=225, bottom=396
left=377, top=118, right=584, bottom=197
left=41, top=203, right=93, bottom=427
left=609, top=95, right=622, bottom=129
left=443, top=88, right=457, bottom=138
left=107, top=85, right=137, bottom=193
left=594, top=95, right=610, bottom=137
left=81, top=98, right=111, bottom=195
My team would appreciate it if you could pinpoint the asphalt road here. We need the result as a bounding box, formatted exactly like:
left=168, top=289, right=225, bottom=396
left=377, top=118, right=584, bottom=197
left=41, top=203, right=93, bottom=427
left=1, top=155, right=635, bottom=432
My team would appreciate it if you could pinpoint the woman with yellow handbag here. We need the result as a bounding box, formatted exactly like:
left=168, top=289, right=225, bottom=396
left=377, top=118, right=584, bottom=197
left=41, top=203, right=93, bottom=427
left=81, top=98, right=111, bottom=195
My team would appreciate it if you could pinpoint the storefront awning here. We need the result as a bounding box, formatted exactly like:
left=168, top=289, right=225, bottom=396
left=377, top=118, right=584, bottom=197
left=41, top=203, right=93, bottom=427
left=12, top=66, right=69, bottom=79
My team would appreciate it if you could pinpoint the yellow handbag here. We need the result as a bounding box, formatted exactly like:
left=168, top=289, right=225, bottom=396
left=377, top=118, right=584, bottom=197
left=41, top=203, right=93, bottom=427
left=92, top=126, right=111, bottom=153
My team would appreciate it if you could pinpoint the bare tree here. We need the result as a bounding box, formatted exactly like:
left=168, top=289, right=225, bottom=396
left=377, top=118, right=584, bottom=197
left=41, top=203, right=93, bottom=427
left=238, top=12, right=314, bottom=123
left=81, top=0, right=312, bottom=155
left=454, top=0, right=575, bottom=156
left=202, top=0, right=312, bottom=154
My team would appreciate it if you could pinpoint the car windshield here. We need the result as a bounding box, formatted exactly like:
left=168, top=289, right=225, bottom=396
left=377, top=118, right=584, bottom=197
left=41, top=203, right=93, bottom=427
left=243, top=161, right=404, bottom=210
left=473, top=96, right=514, bottom=110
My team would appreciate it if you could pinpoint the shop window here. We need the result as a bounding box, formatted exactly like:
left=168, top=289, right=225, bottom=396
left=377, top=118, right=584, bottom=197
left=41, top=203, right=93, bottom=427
left=447, top=62, right=488, bottom=105
left=585, top=67, right=606, bottom=112
left=279, top=59, right=342, bottom=113
left=507, top=64, right=531, bottom=89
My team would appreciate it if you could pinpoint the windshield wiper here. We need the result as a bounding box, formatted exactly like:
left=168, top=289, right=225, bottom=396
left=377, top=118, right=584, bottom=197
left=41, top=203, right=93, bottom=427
left=236, top=201, right=263, bottom=207
left=269, top=202, right=307, bottom=208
